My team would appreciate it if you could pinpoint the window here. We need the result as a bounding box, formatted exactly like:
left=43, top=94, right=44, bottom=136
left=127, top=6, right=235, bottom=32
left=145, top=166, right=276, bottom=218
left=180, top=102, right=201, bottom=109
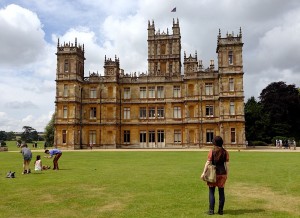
left=149, top=130, right=155, bottom=143
left=228, top=51, right=233, bottom=65
left=169, top=43, right=172, bottom=54
left=140, top=131, right=146, bottom=143
left=230, top=101, right=235, bottom=115
left=140, top=87, right=146, bottom=98
left=63, top=106, right=68, bottom=118
left=206, top=105, right=214, bottom=117
left=64, top=60, right=69, bottom=72
left=169, top=63, right=173, bottom=73
left=124, top=87, right=130, bottom=99
left=205, top=83, right=213, bottom=95
left=63, top=85, right=68, bottom=97
left=173, top=85, right=181, bottom=98
left=157, top=86, right=164, bottom=98
left=139, top=107, right=146, bottom=119
left=149, top=86, right=155, bottom=98
left=157, top=130, right=164, bottom=143
left=90, top=88, right=97, bottom=98
left=231, top=128, right=236, bottom=143
left=90, top=107, right=96, bottom=119
left=89, top=130, right=96, bottom=145
left=160, top=44, right=166, bottom=54
left=124, top=130, right=130, bottom=143
left=173, top=106, right=181, bottom=118
left=229, top=78, right=234, bottom=91
left=154, top=63, right=158, bottom=73
left=124, top=107, right=130, bottom=119
left=157, top=107, right=164, bottom=118
left=149, top=107, right=155, bottom=119
left=62, top=130, right=67, bottom=144
left=174, top=130, right=182, bottom=143
left=206, top=130, right=214, bottom=143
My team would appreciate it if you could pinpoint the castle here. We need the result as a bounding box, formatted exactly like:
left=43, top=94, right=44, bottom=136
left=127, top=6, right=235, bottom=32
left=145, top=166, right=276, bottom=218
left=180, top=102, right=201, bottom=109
left=54, top=19, right=245, bottom=149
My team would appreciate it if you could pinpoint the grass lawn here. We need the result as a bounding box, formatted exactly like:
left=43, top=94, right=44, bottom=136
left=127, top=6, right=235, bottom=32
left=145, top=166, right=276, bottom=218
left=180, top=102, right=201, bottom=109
left=0, top=149, right=299, bottom=218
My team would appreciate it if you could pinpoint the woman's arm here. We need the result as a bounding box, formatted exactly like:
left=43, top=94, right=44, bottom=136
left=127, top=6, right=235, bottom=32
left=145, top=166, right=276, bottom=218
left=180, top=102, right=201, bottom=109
left=225, top=162, right=229, bottom=176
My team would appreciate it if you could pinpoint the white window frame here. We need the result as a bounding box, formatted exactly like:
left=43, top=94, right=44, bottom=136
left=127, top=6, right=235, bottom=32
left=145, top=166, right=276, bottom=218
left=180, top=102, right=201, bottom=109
left=206, top=130, right=214, bottom=143
left=229, top=78, right=234, bottom=91
left=124, top=107, right=130, bottom=119
left=205, top=83, right=213, bottom=95
left=228, top=51, right=233, bottom=65
left=149, top=107, right=155, bottom=119
left=63, top=85, right=68, bottom=97
left=157, top=86, right=164, bottom=98
left=230, top=101, right=235, bottom=115
left=90, top=88, right=97, bottom=98
left=231, top=128, right=236, bottom=143
left=89, top=130, right=96, bottom=145
left=174, top=130, right=182, bottom=143
left=173, top=85, right=181, bottom=98
left=124, top=87, right=130, bottom=99
left=157, top=107, right=164, bottom=118
left=140, top=87, right=146, bottom=98
left=149, top=86, right=155, bottom=98
left=90, top=107, right=97, bottom=119
left=124, top=130, right=130, bottom=144
left=63, top=106, right=68, bottom=118
left=173, top=106, right=181, bottom=118
left=139, top=107, right=147, bottom=119
left=205, top=105, right=214, bottom=117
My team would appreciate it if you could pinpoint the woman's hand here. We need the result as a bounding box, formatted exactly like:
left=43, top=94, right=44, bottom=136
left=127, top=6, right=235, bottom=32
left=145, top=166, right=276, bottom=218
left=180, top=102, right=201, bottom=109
left=200, top=172, right=205, bottom=181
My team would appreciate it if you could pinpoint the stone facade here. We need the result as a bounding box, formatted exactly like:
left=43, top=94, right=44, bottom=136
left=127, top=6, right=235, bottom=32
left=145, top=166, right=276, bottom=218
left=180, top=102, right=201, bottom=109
left=54, top=19, right=245, bottom=149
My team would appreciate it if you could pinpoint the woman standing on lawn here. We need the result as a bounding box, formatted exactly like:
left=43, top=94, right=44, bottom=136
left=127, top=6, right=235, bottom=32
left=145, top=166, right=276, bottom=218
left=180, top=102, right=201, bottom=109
left=201, top=136, right=229, bottom=215
left=20, top=143, right=32, bottom=174
left=44, top=149, right=62, bottom=170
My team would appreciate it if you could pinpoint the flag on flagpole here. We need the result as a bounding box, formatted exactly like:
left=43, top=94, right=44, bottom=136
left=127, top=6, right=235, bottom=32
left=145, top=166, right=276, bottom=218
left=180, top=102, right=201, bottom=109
left=171, top=7, right=176, bottom=12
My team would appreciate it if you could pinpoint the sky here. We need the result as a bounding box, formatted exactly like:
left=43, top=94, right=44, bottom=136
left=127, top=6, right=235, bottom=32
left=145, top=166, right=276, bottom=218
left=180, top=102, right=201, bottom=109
left=0, top=0, right=299, bottom=132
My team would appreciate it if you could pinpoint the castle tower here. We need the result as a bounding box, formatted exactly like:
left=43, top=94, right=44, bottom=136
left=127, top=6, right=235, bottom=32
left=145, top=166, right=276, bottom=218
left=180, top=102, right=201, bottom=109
left=147, top=19, right=181, bottom=76
left=104, top=55, right=120, bottom=78
left=55, top=38, right=85, bottom=149
left=183, top=51, right=199, bottom=74
left=216, top=28, right=245, bottom=146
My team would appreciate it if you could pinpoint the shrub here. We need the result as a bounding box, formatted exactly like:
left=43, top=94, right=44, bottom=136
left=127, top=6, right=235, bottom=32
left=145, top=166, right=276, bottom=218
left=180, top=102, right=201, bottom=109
left=252, top=141, right=268, bottom=146
left=0, top=140, right=7, bottom=147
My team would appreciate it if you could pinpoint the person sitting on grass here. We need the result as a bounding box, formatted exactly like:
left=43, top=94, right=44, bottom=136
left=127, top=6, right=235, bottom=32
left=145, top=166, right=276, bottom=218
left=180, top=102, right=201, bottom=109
left=34, top=155, right=51, bottom=172
left=44, top=149, right=62, bottom=170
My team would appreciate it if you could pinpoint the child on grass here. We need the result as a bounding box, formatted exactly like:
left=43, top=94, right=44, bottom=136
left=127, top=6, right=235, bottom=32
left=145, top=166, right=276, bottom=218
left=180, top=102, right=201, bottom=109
left=34, top=155, right=50, bottom=172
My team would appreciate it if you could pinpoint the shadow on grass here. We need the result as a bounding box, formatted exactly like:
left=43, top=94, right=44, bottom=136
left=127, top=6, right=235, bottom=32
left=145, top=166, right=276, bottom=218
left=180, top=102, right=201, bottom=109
left=225, top=209, right=265, bottom=215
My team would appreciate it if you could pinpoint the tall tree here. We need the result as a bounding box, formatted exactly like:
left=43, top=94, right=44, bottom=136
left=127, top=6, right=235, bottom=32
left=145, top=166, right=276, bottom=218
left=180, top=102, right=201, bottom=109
left=244, top=97, right=266, bottom=142
left=259, top=81, right=300, bottom=141
left=44, top=113, right=55, bottom=147
left=6, top=131, right=16, bottom=141
left=0, top=131, right=7, bottom=141
left=21, top=126, right=36, bottom=143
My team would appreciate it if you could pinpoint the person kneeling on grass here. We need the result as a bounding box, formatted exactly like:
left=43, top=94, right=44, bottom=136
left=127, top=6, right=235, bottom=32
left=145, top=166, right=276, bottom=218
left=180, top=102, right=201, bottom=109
left=44, top=149, right=62, bottom=170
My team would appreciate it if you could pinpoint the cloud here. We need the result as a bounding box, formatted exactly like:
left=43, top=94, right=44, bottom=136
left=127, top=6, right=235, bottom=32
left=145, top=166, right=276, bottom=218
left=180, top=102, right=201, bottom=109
left=0, top=4, right=47, bottom=67
left=5, top=101, right=38, bottom=109
left=0, top=0, right=300, bottom=132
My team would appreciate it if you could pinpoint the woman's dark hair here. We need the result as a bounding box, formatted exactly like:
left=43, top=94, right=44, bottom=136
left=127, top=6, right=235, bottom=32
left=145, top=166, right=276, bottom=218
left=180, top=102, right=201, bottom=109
left=44, top=149, right=49, bottom=154
left=212, top=136, right=225, bottom=162
left=212, top=136, right=223, bottom=147
left=36, top=155, right=41, bottom=160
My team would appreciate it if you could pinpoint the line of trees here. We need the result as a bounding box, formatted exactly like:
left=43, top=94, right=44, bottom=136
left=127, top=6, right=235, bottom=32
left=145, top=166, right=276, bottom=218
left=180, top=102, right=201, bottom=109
left=245, top=81, right=300, bottom=144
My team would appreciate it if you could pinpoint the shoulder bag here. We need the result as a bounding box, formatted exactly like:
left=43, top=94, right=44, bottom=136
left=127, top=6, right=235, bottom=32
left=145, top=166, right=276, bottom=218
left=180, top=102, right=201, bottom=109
left=203, top=151, right=216, bottom=183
